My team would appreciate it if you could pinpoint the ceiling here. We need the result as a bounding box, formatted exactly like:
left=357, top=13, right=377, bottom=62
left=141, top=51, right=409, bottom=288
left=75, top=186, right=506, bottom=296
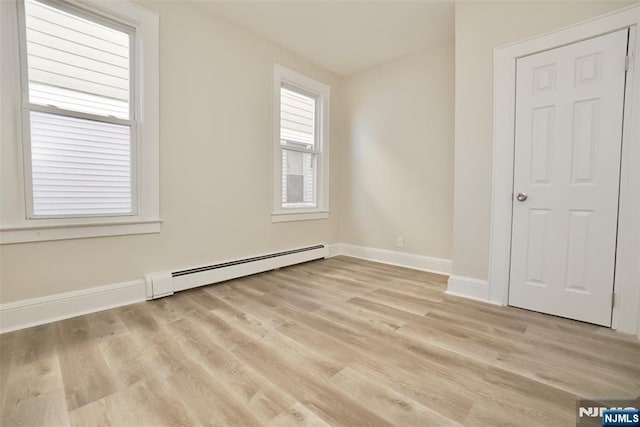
left=194, top=1, right=455, bottom=76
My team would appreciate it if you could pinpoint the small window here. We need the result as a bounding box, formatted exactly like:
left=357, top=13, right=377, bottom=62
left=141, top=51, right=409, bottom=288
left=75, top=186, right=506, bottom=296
left=280, top=86, right=317, bottom=208
left=273, top=65, right=329, bottom=222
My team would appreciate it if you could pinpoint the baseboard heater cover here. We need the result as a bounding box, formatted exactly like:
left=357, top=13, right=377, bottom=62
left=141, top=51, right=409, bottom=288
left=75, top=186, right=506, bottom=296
left=145, top=244, right=327, bottom=299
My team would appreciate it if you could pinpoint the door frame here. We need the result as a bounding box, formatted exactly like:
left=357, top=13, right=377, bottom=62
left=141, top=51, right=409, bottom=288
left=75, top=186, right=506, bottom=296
left=489, top=5, right=640, bottom=336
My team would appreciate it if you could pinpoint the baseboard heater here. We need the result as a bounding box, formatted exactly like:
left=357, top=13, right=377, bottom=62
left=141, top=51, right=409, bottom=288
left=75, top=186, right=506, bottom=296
left=144, top=244, right=327, bottom=299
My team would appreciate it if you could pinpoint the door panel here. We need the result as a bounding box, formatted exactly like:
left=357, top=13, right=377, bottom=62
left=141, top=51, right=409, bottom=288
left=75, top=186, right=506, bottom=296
left=509, top=29, right=628, bottom=326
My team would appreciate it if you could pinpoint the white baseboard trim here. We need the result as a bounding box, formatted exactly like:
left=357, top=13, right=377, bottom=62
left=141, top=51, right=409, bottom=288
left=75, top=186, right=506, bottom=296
left=0, top=245, right=328, bottom=333
left=445, top=275, right=502, bottom=305
left=328, top=243, right=452, bottom=275
left=1, top=243, right=451, bottom=334
left=327, top=243, right=343, bottom=258
left=0, top=279, right=146, bottom=334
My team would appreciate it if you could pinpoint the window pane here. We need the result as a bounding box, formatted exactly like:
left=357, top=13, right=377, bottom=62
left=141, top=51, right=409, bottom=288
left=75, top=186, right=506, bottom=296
left=30, top=111, right=132, bottom=216
left=280, top=86, right=315, bottom=148
left=282, top=149, right=315, bottom=207
left=24, top=0, right=130, bottom=119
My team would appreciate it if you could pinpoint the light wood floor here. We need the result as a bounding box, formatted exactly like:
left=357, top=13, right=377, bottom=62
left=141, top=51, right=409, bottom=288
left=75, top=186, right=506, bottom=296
left=1, top=256, right=639, bottom=426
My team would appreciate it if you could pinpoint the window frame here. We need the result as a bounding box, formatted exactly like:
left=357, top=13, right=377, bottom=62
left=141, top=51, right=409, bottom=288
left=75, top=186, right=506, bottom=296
left=272, top=64, right=330, bottom=223
left=0, top=0, right=160, bottom=244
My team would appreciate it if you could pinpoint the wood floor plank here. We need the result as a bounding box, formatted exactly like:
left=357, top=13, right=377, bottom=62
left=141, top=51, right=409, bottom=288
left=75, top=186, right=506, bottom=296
left=259, top=330, right=343, bottom=381
left=347, top=296, right=428, bottom=325
left=125, top=376, right=199, bottom=426
left=115, top=302, right=162, bottom=334
left=345, top=362, right=473, bottom=424
left=99, top=333, right=157, bottom=390
left=1, top=256, right=638, bottom=426
left=0, top=334, right=12, bottom=416
left=182, top=286, right=229, bottom=311
left=68, top=385, right=143, bottom=427
left=165, top=362, right=264, bottom=427
left=330, top=367, right=465, bottom=427
left=2, top=342, right=69, bottom=426
left=232, top=341, right=394, bottom=427
left=56, top=317, right=118, bottom=411
left=268, top=402, right=331, bottom=427
left=210, top=286, right=288, bottom=334
left=3, top=391, right=70, bottom=427
left=268, top=319, right=476, bottom=423
left=168, top=317, right=295, bottom=423
left=1, top=323, right=59, bottom=414
left=274, top=269, right=369, bottom=301
left=85, top=309, right=128, bottom=341
left=187, top=308, right=255, bottom=349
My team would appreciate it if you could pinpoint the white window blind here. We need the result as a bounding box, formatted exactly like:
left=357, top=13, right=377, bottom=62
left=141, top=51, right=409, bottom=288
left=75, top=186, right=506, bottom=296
left=280, top=86, right=315, bottom=147
left=23, top=0, right=134, bottom=217
left=30, top=112, right=132, bottom=216
left=280, top=85, right=317, bottom=207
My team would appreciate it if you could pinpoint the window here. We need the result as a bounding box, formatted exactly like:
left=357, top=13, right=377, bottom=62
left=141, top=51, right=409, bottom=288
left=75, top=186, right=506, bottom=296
left=273, top=65, right=329, bottom=222
left=24, top=0, right=134, bottom=217
left=280, top=86, right=317, bottom=208
left=0, top=0, right=159, bottom=243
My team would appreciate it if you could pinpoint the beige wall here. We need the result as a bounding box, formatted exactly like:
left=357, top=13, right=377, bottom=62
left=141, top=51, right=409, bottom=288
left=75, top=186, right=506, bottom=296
left=340, top=43, right=455, bottom=259
left=4, top=0, right=632, bottom=304
left=452, top=1, right=633, bottom=280
left=0, top=1, right=343, bottom=303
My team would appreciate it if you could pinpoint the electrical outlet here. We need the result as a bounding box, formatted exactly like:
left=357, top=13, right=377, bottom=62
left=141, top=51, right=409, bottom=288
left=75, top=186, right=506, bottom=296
left=396, top=237, right=404, bottom=248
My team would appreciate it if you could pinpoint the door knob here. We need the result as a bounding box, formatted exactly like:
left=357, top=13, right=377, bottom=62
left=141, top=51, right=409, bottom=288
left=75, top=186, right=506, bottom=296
left=516, top=192, right=528, bottom=202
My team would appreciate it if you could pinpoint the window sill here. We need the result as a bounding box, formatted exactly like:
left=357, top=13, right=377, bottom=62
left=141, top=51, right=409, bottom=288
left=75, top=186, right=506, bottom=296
left=272, top=210, right=329, bottom=223
left=0, top=218, right=162, bottom=244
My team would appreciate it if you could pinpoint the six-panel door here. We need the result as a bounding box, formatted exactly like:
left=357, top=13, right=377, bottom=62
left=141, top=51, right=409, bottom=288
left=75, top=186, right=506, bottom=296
left=509, top=29, right=629, bottom=327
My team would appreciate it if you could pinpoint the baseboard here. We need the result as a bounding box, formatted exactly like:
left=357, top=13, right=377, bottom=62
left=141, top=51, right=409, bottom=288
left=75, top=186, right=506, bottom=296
left=445, top=275, right=503, bottom=305
left=327, top=243, right=344, bottom=258
left=328, top=243, right=452, bottom=275
left=1, top=243, right=450, bottom=334
left=0, top=245, right=328, bottom=333
left=0, top=279, right=146, bottom=334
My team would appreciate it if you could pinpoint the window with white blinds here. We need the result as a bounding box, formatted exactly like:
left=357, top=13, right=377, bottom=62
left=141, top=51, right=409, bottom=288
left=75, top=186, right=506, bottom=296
left=272, top=65, right=329, bottom=222
left=280, top=85, right=317, bottom=208
left=22, top=0, right=135, bottom=217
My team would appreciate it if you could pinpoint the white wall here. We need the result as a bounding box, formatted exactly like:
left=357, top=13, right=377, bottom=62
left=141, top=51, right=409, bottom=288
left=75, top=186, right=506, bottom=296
left=452, top=1, right=633, bottom=280
left=0, top=0, right=343, bottom=303
left=340, top=43, right=455, bottom=260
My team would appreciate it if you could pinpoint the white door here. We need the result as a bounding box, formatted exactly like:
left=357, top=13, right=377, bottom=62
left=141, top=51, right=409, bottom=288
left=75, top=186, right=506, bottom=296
left=509, top=29, right=629, bottom=326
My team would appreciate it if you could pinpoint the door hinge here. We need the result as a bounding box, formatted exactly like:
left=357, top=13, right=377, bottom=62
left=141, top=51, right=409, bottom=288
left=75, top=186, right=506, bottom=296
left=625, top=55, right=631, bottom=72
